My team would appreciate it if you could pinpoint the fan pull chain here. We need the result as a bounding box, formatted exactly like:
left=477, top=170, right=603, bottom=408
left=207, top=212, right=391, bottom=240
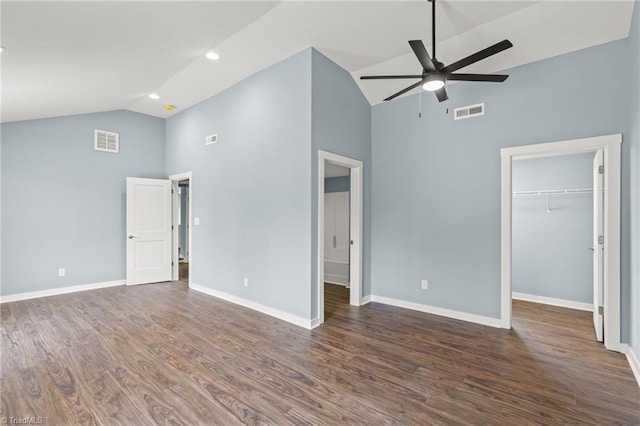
left=418, top=88, right=423, bottom=118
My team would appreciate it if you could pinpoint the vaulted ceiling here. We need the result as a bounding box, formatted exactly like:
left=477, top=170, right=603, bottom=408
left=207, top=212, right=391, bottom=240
left=1, top=1, right=635, bottom=123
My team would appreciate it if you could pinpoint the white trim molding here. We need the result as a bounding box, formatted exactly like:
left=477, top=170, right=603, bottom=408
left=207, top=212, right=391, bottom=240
left=310, top=317, right=321, bottom=329
left=624, top=344, right=640, bottom=389
left=501, top=134, right=622, bottom=352
left=169, top=172, right=193, bottom=285
left=0, top=280, right=125, bottom=303
left=512, top=292, right=593, bottom=312
left=190, top=283, right=314, bottom=330
left=361, top=294, right=372, bottom=305
left=370, top=295, right=504, bottom=329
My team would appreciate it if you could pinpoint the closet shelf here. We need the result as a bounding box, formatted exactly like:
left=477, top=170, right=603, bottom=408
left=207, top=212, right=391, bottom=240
left=512, top=188, right=593, bottom=196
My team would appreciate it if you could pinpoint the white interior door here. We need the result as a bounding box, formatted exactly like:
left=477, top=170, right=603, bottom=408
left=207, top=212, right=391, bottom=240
left=324, top=192, right=350, bottom=285
left=126, top=177, right=172, bottom=285
left=592, top=149, right=604, bottom=342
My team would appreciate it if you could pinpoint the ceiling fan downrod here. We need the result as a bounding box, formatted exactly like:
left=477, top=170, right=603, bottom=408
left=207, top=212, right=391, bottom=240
left=430, top=0, right=436, bottom=62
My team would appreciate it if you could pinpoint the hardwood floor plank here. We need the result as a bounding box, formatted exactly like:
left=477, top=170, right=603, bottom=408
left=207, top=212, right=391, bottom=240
left=1, top=282, right=638, bottom=425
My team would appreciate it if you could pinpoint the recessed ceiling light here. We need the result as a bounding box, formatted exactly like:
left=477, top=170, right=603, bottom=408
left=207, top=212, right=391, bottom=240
left=205, top=51, right=220, bottom=61
left=148, top=93, right=160, bottom=100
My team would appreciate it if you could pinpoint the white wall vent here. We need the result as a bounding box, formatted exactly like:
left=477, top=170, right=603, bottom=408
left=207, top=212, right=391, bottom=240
left=205, top=133, right=218, bottom=145
left=94, top=129, right=119, bottom=153
left=454, top=103, right=484, bottom=121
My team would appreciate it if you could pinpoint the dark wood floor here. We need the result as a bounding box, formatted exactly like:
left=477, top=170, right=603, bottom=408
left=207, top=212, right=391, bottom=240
left=178, top=262, right=189, bottom=283
left=1, top=282, right=638, bottom=425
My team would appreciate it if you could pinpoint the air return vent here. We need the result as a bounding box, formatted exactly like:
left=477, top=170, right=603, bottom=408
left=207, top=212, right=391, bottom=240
left=94, top=130, right=119, bottom=153
left=454, top=103, right=484, bottom=121
left=205, top=133, right=218, bottom=145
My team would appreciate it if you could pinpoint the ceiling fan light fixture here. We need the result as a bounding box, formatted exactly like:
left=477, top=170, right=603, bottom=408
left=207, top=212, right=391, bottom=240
left=422, top=75, right=445, bottom=91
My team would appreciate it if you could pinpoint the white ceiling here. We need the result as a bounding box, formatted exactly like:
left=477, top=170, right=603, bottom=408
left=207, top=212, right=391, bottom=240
left=0, top=1, right=635, bottom=124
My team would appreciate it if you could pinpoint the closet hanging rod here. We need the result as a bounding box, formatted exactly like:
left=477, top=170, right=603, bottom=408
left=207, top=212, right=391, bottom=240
left=512, top=188, right=594, bottom=196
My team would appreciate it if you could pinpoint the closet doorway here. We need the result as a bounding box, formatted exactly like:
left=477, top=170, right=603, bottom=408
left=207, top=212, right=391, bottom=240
left=500, top=134, right=622, bottom=352
left=511, top=153, right=598, bottom=338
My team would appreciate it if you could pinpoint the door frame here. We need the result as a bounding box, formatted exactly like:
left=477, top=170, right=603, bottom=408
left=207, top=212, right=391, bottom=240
left=500, top=134, right=622, bottom=351
left=169, top=172, right=193, bottom=284
left=318, top=150, right=364, bottom=325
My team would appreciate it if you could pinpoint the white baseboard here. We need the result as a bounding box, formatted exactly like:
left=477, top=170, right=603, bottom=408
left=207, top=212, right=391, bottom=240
left=310, top=317, right=321, bottom=329
left=189, top=283, right=313, bottom=330
left=325, top=280, right=349, bottom=287
left=0, top=280, right=126, bottom=303
left=325, top=277, right=349, bottom=286
left=361, top=294, right=372, bottom=305
left=370, top=295, right=504, bottom=328
left=623, top=344, right=640, bottom=389
left=512, top=292, right=593, bottom=312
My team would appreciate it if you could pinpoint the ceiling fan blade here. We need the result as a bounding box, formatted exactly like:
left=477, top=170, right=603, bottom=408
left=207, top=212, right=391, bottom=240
left=360, top=75, right=424, bottom=80
left=447, top=73, right=509, bottom=82
left=435, top=87, right=448, bottom=102
left=409, top=40, right=436, bottom=72
left=384, top=81, right=423, bottom=101
left=443, top=39, right=513, bottom=74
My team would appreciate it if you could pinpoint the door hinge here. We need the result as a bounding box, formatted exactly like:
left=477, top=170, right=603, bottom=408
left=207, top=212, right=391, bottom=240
left=598, top=305, right=604, bottom=315
left=598, top=164, right=604, bottom=174
left=172, top=189, right=174, bottom=194
left=171, top=261, right=174, bottom=267
left=171, top=225, right=174, bottom=230
left=598, top=235, right=604, bottom=245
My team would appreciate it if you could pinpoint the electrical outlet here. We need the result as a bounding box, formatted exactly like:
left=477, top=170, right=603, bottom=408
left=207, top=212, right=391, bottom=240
left=58, top=268, right=66, bottom=277
left=421, top=279, right=428, bottom=290
left=243, top=277, right=249, bottom=287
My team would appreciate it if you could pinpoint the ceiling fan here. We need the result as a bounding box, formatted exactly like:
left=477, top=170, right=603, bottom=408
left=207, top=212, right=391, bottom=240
left=360, top=0, right=513, bottom=102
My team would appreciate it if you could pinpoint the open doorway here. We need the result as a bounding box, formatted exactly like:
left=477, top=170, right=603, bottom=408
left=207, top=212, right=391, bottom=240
left=317, top=151, right=363, bottom=326
left=511, top=153, right=597, bottom=339
left=323, top=163, right=351, bottom=319
left=170, top=172, right=192, bottom=286
left=177, top=181, right=190, bottom=283
left=500, top=134, right=622, bottom=352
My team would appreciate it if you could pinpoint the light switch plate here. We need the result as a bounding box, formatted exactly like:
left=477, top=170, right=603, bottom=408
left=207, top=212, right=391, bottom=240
left=194, top=218, right=200, bottom=225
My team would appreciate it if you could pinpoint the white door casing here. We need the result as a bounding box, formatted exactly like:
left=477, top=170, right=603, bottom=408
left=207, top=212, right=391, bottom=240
left=593, top=149, right=604, bottom=342
left=126, top=177, right=172, bottom=285
left=170, top=172, right=193, bottom=283
left=500, top=134, right=622, bottom=352
left=318, top=150, right=364, bottom=326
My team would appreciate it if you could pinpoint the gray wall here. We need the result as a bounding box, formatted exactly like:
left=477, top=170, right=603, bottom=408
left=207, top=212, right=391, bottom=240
left=371, top=37, right=632, bottom=333
left=1, top=110, right=165, bottom=295
left=512, top=154, right=593, bottom=303
left=311, top=49, right=372, bottom=319
left=325, top=176, right=350, bottom=193
left=628, top=2, right=640, bottom=358
left=165, top=49, right=313, bottom=319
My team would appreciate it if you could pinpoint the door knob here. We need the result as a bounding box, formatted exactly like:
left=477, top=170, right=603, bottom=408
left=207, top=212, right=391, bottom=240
left=588, top=247, right=595, bottom=251
left=128, top=235, right=136, bottom=239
